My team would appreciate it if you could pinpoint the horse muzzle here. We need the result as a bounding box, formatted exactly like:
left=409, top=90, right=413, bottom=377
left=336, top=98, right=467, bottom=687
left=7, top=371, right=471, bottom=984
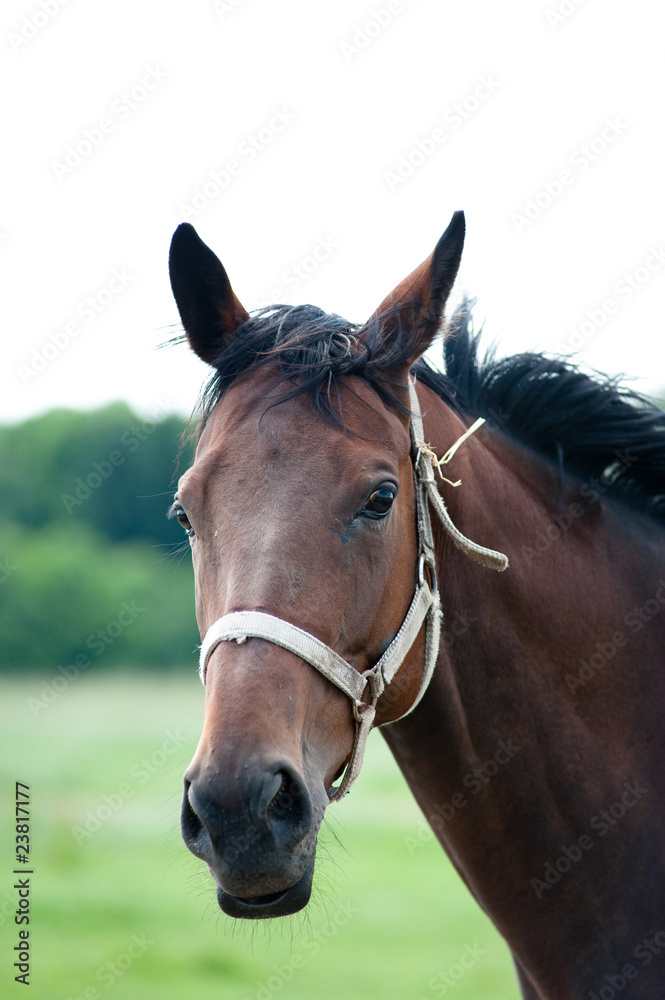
left=181, top=758, right=322, bottom=918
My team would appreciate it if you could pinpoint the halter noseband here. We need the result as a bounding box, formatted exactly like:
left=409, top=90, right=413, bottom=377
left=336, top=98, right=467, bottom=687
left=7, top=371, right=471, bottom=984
left=198, top=379, right=508, bottom=802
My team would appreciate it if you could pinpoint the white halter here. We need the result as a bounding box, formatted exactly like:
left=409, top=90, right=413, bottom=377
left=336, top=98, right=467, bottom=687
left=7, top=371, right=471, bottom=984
left=198, top=379, right=508, bottom=801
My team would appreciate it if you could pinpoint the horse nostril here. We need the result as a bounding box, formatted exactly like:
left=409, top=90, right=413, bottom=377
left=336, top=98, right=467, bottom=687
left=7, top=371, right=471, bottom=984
left=181, top=766, right=313, bottom=867
left=266, top=767, right=312, bottom=848
left=181, top=778, right=212, bottom=860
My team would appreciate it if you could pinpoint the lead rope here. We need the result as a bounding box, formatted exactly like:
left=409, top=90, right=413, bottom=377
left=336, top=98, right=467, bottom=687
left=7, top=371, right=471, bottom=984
left=197, top=380, right=508, bottom=802
left=408, top=379, right=509, bottom=573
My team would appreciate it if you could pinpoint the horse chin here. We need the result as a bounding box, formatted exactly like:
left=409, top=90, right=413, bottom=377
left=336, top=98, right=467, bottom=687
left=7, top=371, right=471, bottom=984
left=215, top=860, right=315, bottom=919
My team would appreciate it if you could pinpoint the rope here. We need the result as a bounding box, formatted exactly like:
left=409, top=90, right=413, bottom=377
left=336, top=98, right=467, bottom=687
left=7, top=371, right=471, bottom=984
left=409, top=380, right=509, bottom=573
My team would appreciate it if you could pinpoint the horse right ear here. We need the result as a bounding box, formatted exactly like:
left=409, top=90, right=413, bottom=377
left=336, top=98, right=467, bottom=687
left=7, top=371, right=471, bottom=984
left=169, top=223, right=249, bottom=365
left=365, top=211, right=465, bottom=370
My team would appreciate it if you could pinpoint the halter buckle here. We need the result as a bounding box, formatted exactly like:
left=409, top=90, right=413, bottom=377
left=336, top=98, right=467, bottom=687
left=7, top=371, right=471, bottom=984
left=364, top=666, right=385, bottom=702
left=352, top=666, right=385, bottom=724
left=417, top=551, right=437, bottom=593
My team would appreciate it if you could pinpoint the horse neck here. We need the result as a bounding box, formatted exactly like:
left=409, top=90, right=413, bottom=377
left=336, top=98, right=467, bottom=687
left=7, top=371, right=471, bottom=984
left=382, top=386, right=665, bottom=996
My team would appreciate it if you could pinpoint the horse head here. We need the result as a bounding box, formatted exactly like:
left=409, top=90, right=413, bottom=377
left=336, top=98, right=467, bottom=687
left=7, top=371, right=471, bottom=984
left=168, top=214, right=465, bottom=918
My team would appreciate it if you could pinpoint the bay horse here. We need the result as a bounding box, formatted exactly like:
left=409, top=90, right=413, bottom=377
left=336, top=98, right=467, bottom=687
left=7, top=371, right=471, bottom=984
left=168, top=213, right=665, bottom=999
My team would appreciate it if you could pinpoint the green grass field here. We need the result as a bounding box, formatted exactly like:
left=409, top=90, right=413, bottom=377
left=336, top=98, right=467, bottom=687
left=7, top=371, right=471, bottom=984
left=1, top=672, right=519, bottom=1000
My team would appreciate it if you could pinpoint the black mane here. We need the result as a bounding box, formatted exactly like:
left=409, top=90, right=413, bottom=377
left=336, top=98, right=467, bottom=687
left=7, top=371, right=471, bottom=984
left=195, top=302, right=430, bottom=430
left=418, top=306, right=665, bottom=524
left=191, top=301, right=665, bottom=524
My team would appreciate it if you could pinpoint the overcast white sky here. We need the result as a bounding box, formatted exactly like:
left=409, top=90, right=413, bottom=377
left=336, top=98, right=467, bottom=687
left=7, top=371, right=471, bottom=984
left=3, top=0, right=664, bottom=425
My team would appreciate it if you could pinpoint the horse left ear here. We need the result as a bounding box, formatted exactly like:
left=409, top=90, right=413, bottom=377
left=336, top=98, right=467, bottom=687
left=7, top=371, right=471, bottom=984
left=367, top=210, right=465, bottom=366
left=169, top=223, right=249, bottom=365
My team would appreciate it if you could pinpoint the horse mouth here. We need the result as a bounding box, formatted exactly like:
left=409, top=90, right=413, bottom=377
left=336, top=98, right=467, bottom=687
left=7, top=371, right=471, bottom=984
left=216, top=862, right=314, bottom=919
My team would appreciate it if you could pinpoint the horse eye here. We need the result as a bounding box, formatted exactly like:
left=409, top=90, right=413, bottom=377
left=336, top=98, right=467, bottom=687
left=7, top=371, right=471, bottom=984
left=174, top=504, right=195, bottom=537
left=362, top=486, right=396, bottom=519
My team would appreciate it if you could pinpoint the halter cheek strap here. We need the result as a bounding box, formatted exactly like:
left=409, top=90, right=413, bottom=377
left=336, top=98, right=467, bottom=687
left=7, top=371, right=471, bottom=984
left=197, top=379, right=508, bottom=802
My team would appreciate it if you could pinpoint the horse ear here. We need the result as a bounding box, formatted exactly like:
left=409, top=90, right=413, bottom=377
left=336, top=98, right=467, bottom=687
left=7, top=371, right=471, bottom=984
left=367, top=210, right=465, bottom=367
left=169, top=223, right=249, bottom=365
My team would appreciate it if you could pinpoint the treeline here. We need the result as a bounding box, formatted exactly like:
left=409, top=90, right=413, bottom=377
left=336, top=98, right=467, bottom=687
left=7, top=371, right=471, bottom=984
left=1, top=403, right=200, bottom=670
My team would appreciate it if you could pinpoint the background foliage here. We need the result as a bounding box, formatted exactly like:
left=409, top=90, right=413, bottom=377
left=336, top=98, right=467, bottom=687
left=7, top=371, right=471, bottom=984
left=0, top=404, right=198, bottom=669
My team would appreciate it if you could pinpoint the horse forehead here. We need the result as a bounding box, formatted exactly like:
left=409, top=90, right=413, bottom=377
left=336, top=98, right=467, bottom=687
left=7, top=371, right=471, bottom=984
left=193, top=376, right=411, bottom=481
